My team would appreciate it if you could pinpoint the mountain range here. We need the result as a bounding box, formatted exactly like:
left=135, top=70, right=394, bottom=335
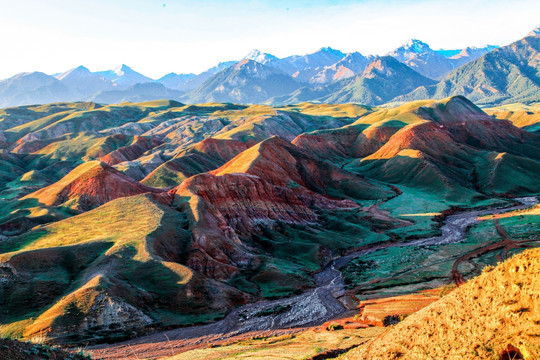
left=0, top=36, right=506, bottom=109
left=395, top=35, right=540, bottom=106
left=2, top=26, right=540, bottom=110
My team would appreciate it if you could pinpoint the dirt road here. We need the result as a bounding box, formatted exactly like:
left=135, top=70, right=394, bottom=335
left=451, top=218, right=539, bottom=286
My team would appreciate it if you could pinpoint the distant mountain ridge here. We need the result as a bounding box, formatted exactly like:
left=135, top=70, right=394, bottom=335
left=395, top=35, right=540, bottom=106
left=2, top=27, right=540, bottom=108
left=55, top=65, right=114, bottom=98
left=322, top=56, right=436, bottom=105
left=529, top=25, right=540, bottom=37
left=0, top=72, right=74, bottom=108
left=91, top=83, right=185, bottom=104
left=387, top=39, right=497, bottom=79
left=184, top=59, right=302, bottom=104
left=387, top=39, right=453, bottom=79
left=95, top=64, right=153, bottom=89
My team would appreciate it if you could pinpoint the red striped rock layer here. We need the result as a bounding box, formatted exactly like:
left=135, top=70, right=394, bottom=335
left=172, top=172, right=357, bottom=280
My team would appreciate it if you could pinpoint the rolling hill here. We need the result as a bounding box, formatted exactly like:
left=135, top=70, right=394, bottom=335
left=21, top=161, right=160, bottom=210
left=0, top=96, right=539, bottom=348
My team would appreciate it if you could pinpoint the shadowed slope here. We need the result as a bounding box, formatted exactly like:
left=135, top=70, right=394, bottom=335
left=0, top=194, right=246, bottom=344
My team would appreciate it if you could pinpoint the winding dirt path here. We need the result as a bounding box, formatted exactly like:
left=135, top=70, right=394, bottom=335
left=451, top=219, right=539, bottom=286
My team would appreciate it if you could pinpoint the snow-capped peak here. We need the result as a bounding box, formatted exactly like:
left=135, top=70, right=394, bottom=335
left=528, top=25, right=540, bottom=37
left=55, top=65, right=92, bottom=80
left=243, top=49, right=278, bottom=64
left=113, top=64, right=132, bottom=76
left=315, top=46, right=345, bottom=58
left=233, top=59, right=277, bottom=78
left=245, top=49, right=263, bottom=59
left=403, top=39, right=432, bottom=53
left=72, top=65, right=90, bottom=72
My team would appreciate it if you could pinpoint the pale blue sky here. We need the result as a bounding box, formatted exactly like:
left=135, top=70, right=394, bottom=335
left=0, top=0, right=538, bottom=79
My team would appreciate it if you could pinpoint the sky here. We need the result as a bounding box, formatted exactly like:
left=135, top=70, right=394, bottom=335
left=0, top=0, right=538, bottom=79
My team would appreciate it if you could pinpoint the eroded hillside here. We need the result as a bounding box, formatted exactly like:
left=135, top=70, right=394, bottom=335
left=0, top=96, right=539, bottom=348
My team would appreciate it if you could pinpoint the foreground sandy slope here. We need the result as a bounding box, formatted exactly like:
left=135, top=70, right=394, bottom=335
left=345, top=247, right=540, bottom=360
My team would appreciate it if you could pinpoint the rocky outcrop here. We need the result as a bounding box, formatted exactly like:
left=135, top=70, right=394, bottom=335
left=23, top=275, right=155, bottom=344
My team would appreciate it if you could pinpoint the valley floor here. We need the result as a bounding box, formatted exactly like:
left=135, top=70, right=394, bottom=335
left=88, top=197, right=540, bottom=360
